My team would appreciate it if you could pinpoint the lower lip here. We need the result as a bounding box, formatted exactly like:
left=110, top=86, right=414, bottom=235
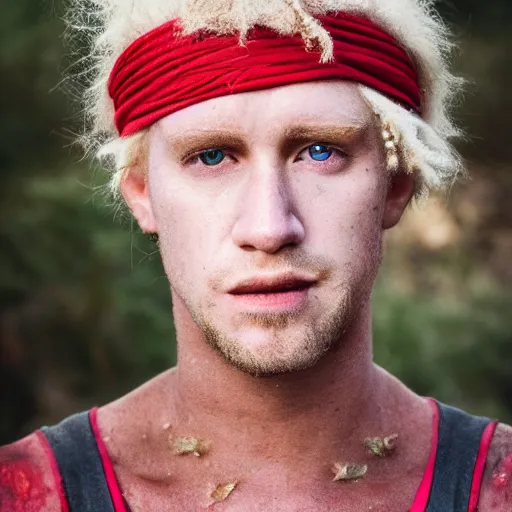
left=228, top=288, right=310, bottom=310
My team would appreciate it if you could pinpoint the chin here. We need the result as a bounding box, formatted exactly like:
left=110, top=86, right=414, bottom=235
left=220, top=345, right=327, bottom=378
left=201, top=316, right=343, bottom=377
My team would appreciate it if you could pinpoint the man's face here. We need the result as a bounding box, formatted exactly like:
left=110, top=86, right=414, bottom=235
left=134, top=82, right=407, bottom=376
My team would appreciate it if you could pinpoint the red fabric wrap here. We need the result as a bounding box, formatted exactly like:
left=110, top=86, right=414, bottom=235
left=108, top=12, right=421, bottom=137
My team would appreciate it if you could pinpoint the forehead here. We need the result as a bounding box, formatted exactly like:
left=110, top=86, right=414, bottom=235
left=155, top=81, right=373, bottom=137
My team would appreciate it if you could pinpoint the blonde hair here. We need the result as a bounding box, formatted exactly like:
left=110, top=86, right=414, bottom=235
left=68, top=0, right=463, bottom=197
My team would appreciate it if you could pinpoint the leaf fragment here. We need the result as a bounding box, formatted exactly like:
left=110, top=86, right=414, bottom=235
left=364, top=433, right=399, bottom=457
left=172, top=436, right=210, bottom=457
left=331, top=462, right=368, bottom=482
left=210, top=481, right=238, bottom=502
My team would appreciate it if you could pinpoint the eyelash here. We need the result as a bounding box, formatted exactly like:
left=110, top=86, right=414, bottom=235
left=184, top=144, right=348, bottom=167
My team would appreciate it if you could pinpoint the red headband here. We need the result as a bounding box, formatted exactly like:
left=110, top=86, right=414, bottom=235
left=108, top=12, right=421, bottom=137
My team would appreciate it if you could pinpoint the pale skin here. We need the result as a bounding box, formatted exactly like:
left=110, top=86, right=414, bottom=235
left=0, top=82, right=511, bottom=511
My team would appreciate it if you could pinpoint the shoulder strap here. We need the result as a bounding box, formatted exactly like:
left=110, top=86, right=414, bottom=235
left=40, top=412, right=115, bottom=512
left=425, top=402, right=493, bottom=512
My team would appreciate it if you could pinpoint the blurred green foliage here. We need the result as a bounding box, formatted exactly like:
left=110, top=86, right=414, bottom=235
left=1, top=0, right=511, bottom=444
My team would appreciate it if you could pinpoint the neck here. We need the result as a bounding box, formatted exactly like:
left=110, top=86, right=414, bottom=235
left=170, top=299, right=387, bottom=475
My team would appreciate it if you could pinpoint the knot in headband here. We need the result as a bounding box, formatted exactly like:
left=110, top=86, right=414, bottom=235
left=108, top=12, right=421, bottom=137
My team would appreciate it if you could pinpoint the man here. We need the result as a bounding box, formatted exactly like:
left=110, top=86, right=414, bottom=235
left=1, top=0, right=511, bottom=510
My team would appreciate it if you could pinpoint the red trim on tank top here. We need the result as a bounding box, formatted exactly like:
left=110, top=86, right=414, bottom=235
left=409, top=398, right=440, bottom=512
left=89, top=407, right=129, bottom=512
left=467, top=420, right=499, bottom=512
left=36, top=429, right=70, bottom=512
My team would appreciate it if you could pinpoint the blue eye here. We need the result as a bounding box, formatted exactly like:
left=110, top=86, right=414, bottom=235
left=309, top=144, right=332, bottom=162
left=199, top=149, right=225, bottom=166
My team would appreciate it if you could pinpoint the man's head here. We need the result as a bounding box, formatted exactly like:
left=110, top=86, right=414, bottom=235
left=70, top=0, right=462, bottom=376
left=122, top=81, right=414, bottom=375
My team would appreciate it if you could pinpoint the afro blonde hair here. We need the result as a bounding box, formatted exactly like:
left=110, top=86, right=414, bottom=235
left=67, top=0, right=463, bottom=197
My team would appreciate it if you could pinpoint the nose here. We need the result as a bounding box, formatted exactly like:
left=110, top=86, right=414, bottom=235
left=231, top=168, right=305, bottom=254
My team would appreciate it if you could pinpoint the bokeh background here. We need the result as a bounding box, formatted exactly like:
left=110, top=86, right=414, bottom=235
left=1, top=0, right=511, bottom=445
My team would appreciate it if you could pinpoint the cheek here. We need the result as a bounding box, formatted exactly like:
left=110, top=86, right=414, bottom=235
left=148, top=168, right=225, bottom=290
left=298, top=170, right=386, bottom=256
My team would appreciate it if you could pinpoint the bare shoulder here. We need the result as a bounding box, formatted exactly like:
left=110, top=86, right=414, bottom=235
left=477, top=422, right=512, bottom=512
left=0, top=431, right=63, bottom=512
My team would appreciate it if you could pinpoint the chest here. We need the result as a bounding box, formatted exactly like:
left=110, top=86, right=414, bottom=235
left=118, top=472, right=420, bottom=512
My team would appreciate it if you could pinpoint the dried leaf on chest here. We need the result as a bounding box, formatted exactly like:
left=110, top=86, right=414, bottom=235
left=210, top=480, right=238, bottom=502
left=171, top=436, right=210, bottom=457
left=364, top=434, right=399, bottom=457
left=331, top=462, right=368, bottom=482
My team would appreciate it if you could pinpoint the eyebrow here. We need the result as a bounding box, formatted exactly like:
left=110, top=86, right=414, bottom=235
left=166, top=130, right=247, bottom=160
left=280, top=123, right=370, bottom=153
left=165, top=121, right=370, bottom=159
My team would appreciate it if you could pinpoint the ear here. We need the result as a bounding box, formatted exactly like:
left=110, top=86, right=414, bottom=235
left=120, top=167, right=158, bottom=233
left=382, top=171, right=415, bottom=230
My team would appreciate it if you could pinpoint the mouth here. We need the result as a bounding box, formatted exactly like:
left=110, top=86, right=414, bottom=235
left=226, top=274, right=316, bottom=311
left=228, top=276, right=316, bottom=295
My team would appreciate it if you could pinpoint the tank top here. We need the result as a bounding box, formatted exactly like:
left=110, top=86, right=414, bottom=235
left=39, top=399, right=498, bottom=512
